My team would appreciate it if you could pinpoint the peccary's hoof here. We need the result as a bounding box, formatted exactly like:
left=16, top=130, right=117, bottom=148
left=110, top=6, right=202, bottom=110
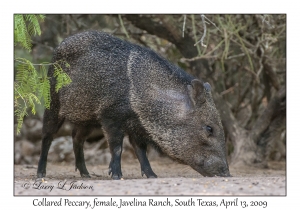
left=147, top=175, right=158, bottom=179
left=110, top=172, right=123, bottom=180
left=37, top=172, right=46, bottom=178
left=35, top=177, right=46, bottom=182
left=108, top=167, right=123, bottom=180
left=81, top=173, right=91, bottom=178
left=111, top=174, right=122, bottom=180
left=142, top=170, right=158, bottom=178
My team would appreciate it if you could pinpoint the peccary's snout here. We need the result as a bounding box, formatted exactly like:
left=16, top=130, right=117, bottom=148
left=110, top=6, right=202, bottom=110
left=204, top=166, right=231, bottom=177
left=202, top=166, right=231, bottom=177
left=218, top=167, right=232, bottom=177
left=192, top=156, right=231, bottom=177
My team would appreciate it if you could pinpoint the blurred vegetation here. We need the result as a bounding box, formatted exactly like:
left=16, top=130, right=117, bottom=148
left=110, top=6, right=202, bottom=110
left=14, top=14, right=286, bottom=167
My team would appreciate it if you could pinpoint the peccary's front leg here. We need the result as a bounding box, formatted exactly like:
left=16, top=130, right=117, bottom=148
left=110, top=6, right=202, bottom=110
left=129, top=135, right=157, bottom=178
left=102, top=122, right=124, bottom=180
left=72, top=126, right=92, bottom=178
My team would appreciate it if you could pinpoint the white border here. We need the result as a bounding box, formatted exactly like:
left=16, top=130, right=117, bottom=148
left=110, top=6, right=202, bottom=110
left=3, top=0, right=296, bottom=209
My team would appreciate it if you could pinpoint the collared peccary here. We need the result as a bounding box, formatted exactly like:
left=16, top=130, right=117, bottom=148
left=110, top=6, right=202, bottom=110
left=37, top=30, right=231, bottom=179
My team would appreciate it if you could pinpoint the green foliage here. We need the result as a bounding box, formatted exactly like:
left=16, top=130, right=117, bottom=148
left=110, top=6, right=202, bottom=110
left=14, top=15, right=72, bottom=134
left=14, top=15, right=45, bottom=51
left=53, top=62, right=72, bottom=93
left=14, top=58, right=72, bottom=133
left=15, top=58, right=41, bottom=113
left=38, top=64, right=51, bottom=109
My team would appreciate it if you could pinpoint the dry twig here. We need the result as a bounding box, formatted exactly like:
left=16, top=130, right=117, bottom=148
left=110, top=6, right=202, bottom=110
left=182, top=15, right=186, bottom=38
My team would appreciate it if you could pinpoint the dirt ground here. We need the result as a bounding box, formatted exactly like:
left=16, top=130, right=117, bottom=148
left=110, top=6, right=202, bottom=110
left=14, top=158, right=286, bottom=196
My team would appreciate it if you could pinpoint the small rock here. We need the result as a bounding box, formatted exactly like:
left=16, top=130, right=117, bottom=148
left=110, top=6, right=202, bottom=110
left=14, top=141, right=22, bottom=164
left=49, top=136, right=73, bottom=162
left=21, top=118, right=43, bottom=142
left=21, top=140, right=35, bottom=156
left=24, top=156, right=33, bottom=164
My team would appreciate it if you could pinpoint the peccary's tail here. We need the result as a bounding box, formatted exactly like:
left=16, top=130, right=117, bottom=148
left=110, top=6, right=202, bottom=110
left=37, top=62, right=65, bottom=178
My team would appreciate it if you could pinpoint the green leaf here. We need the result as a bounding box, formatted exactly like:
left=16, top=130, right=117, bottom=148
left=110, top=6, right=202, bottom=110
left=14, top=15, right=45, bottom=52
left=14, top=14, right=72, bottom=134
left=53, top=61, right=72, bottom=92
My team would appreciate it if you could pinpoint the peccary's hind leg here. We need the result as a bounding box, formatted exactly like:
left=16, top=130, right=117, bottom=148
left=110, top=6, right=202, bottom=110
left=72, top=126, right=92, bottom=178
left=129, top=134, right=157, bottom=178
left=102, top=122, right=124, bottom=180
left=37, top=109, right=64, bottom=178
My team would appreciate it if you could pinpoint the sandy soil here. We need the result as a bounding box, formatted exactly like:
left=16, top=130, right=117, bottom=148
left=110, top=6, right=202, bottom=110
left=14, top=158, right=286, bottom=196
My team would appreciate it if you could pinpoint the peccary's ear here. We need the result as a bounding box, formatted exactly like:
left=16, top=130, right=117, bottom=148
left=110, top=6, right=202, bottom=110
left=204, top=82, right=211, bottom=92
left=187, top=79, right=206, bottom=106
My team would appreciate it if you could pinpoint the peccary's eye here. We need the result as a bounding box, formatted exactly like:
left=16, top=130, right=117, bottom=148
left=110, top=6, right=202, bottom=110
left=205, top=126, right=213, bottom=135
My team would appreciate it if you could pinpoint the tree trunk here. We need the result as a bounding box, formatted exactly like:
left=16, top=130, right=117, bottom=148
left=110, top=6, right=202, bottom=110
left=124, top=14, right=209, bottom=78
left=214, top=94, right=258, bottom=167
left=214, top=87, right=285, bottom=167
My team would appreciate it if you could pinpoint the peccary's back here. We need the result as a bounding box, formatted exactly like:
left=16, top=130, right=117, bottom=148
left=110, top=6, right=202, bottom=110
left=52, top=31, right=135, bottom=124
left=51, top=31, right=193, bottom=126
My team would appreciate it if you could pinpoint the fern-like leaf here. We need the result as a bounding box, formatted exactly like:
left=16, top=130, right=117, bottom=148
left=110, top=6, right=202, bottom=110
left=38, top=77, right=51, bottom=109
left=14, top=15, right=32, bottom=51
left=14, top=14, right=72, bottom=134
left=14, top=15, right=45, bottom=52
left=14, top=14, right=48, bottom=134
left=27, top=93, right=41, bottom=114
left=53, top=62, right=72, bottom=92
left=14, top=104, right=28, bottom=134
left=24, top=15, right=45, bottom=36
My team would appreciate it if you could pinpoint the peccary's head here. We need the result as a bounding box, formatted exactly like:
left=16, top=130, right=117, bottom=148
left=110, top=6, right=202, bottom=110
left=174, top=79, right=230, bottom=177
left=127, top=49, right=230, bottom=177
